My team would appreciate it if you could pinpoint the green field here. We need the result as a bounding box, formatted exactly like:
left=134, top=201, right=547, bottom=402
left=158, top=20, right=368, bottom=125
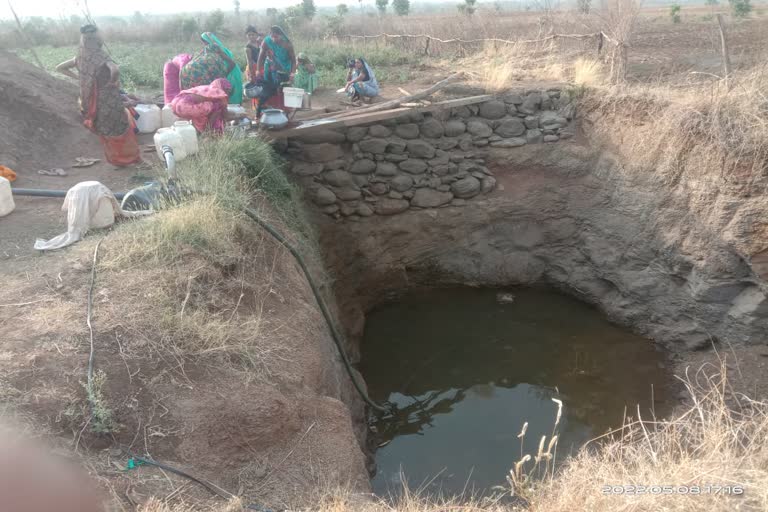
left=16, top=40, right=418, bottom=96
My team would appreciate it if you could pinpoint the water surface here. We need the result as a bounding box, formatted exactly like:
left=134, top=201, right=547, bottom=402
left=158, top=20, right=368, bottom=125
left=359, top=287, right=675, bottom=497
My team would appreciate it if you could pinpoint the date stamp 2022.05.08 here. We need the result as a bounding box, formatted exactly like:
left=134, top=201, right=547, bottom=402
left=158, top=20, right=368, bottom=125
left=602, top=485, right=744, bottom=495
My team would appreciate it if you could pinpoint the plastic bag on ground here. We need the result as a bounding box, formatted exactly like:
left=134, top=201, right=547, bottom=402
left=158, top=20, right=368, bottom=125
left=34, top=181, right=153, bottom=251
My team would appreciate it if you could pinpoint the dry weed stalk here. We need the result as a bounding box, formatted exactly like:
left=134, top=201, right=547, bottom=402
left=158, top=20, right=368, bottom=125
left=597, top=0, right=642, bottom=84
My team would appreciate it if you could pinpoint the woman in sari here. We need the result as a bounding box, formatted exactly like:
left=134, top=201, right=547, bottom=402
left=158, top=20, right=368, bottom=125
left=345, top=57, right=379, bottom=104
left=163, top=53, right=192, bottom=105
left=254, top=25, right=296, bottom=115
left=55, top=25, right=140, bottom=167
left=171, top=78, right=232, bottom=134
left=293, top=52, right=318, bottom=94
left=179, top=32, right=244, bottom=104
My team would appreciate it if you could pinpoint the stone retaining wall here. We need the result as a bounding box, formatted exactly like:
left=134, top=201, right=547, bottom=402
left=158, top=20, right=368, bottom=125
left=281, top=88, right=576, bottom=218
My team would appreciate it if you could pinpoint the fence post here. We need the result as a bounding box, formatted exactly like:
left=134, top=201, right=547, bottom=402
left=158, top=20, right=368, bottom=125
left=716, top=14, right=732, bottom=87
left=597, top=32, right=604, bottom=57
left=424, top=36, right=431, bottom=56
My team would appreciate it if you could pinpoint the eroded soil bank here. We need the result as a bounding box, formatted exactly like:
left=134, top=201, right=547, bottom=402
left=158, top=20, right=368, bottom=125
left=316, top=141, right=768, bottom=355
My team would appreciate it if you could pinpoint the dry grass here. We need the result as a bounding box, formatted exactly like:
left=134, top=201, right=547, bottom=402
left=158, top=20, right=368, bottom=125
left=525, top=359, right=768, bottom=511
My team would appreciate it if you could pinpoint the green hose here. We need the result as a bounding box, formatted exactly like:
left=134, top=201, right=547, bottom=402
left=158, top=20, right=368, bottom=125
left=243, top=208, right=388, bottom=413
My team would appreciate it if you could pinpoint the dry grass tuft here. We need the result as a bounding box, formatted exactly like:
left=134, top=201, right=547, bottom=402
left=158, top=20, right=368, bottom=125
left=526, top=359, right=768, bottom=511
left=572, top=58, right=604, bottom=86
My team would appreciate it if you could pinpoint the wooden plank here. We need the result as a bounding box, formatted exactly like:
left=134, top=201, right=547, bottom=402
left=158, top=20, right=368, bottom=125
left=265, top=94, right=493, bottom=140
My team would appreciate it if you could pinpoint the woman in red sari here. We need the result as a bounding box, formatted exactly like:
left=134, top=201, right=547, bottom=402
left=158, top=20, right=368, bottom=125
left=56, top=25, right=141, bottom=167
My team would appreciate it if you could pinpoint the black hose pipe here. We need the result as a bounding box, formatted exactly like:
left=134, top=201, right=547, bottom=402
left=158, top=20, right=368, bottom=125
left=11, top=188, right=127, bottom=200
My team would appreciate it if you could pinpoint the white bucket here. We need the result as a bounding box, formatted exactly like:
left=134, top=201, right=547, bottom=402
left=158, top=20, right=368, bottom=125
left=135, top=104, right=162, bottom=133
left=0, top=176, right=14, bottom=217
left=283, top=87, right=304, bottom=108
left=173, top=121, right=199, bottom=155
left=154, top=127, right=187, bottom=162
left=161, top=104, right=180, bottom=128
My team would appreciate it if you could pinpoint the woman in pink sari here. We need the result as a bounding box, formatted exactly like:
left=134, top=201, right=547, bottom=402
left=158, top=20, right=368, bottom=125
left=171, top=78, right=231, bottom=134
left=163, top=53, right=192, bottom=105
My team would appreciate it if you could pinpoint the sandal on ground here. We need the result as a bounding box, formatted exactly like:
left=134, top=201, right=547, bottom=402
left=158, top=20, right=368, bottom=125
left=37, top=168, right=67, bottom=176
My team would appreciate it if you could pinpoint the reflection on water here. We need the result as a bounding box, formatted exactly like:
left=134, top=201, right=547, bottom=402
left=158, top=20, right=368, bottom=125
left=359, top=287, right=676, bottom=498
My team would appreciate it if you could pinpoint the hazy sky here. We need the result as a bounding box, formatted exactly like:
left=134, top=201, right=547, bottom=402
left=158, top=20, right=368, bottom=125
left=1, top=0, right=365, bottom=20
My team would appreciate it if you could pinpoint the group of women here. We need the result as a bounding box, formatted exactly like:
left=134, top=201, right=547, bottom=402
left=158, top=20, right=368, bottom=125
left=56, top=24, right=380, bottom=167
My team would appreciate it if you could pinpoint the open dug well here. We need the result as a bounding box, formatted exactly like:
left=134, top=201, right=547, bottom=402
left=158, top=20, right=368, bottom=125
left=2, top=78, right=768, bottom=512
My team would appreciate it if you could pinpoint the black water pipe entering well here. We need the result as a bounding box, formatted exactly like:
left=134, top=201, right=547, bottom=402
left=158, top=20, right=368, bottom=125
left=11, top=188, right=126, bottom=200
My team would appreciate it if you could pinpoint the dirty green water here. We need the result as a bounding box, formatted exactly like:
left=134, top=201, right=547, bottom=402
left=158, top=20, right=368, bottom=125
left=359, top=287, right=676, bottom=498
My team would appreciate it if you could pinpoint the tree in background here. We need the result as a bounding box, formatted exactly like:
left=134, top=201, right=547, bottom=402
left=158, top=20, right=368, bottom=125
left=376, top=0, right=389, bottom=14
left=458, top=0, right=477, bottom=15
left=577, top=0, right=591, bottom=14
left=203, top=9, right=225, bottom=33
left=705, top=0, right=718, bottom=4
left=266, top=7, right=279, bottom=19
left=729, top=0, right=752, bottom=17
left=669, top=4, right=681, bottom=23
left=302, top=0, right=317, bottom=20
left=393, top=0, right=410, bottom=16
left=234, top=0, right=241, bottom=17
left=337, top=3, right=349, bottom=16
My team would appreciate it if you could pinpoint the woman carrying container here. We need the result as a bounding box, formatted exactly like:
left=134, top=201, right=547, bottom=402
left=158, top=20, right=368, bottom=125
left=55, top=25, right=140, bottom=167
left=179, top=32, right=244, bottom=105
left=254, top=25, right=296, bottom=115
left=345, top=57, right=379, bottom=104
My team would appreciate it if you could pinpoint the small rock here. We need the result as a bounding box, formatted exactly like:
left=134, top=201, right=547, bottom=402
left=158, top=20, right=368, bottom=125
left=453, top=106, right=473, bottom=118
left=376, top=162, right=399, bottom=177
left=324, top=159, right=347, bottom=171
left=385, top=153, right=408, bottom=162
left=340, top=203, right=356, bottom=216
left=388, top=190, right=404, bottom=199
left=481, top=176, right=497, bottom=194
left=491, top=137, right=527, bottom=148
left=376, top=198, right=410, bottom=215
left=472, top=171, right=486, bottom=179
left=503, top=93, right=524, bottom=105
left=524, top=116, right=539, bottom=129
left=428, top=152, right=451, bottom=166
left=346, top=126, right=368, bottom=142
left=479, top=100, right=507, bottom=119
left=560, top=130, right=574, bottom=140
left=519, top=93, right=542, bottom=115
left=391, top=174, right=414, bottom=192
left=395, top=123, right=420, bottom=139
left=324, top=170, right=354, bottom=187
left=369, top=182, right=389, bottom=195
left=368, top=125, right=392, bottom=138
left=541, top=92, right=553, bottom=111
left=434, top=138, right=460, bottom=150
left=444, top=120, right=467, bottom=137
left=399, top=159, right=428, bottom=174
left=506, top=104, right=518, bottom=115
left=432, top=165, right=451, bottom=176
left=302, top=143, right=343, bottom=163
left=334, top=187, right=362, bottom=201
left=349, top=159, right=377, bottom=174
left=539, top=111, right=569, bottom=130
left=353, top=175, right=368, bottom=187
left=322, top=204, right=340, bottom=215
left=451, top=176, right=481, bottom=198
left=544, top=135, right=560, bottom=143
left=451, top=198, right=467, bottom=206
left=489, top=135, right=503, bottom=142
left=450, top=153, right=465, bottom=163
left=356, top=203, right=374, bottom=217
left=526, top=129, right=543, bottom=144
left=359, top=138, right=389, bottom=154
left=386, top=138, right=408, bottom=154
left=313, top=186, right=337, bottom=206
left=402, top=190, right=415, bottom=199
left=295, top=130, right=346, bottom=144
left=291, top=162, right=323, bottom=176
left=467, top=120, right=493, bottom=138
left=474, top=139, right=489, bottom=147
left=420, top=119, right=445, bottom=138
left=458, top=136, right=473, bottom=151
left=411, top=188, right=453, bottom=208
left=406, top=140, right=436, bottom=158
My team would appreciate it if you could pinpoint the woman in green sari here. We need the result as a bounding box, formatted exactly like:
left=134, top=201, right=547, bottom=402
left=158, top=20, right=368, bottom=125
left=293, top=52, right=318, bottom=94
left=254, top=26, right=296, bottom=115
left=179, top=32, right=244, bottom=104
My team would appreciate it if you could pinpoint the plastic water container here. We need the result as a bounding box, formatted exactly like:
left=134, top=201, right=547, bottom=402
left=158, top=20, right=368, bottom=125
left=154, top=127, right=187, bottom=162
left=173, top=121, right=198, bottom=155
left=134, top=104, right=162, bottom=133
left=162, top=104, right=180, bottom=128
left=283, top=87, right=305, bottom=108
left=90, top=197, right=115, bottom=229
left=0, top=176, right=14, bottom=217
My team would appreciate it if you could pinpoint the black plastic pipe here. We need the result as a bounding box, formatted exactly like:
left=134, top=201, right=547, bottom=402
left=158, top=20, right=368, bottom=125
left=11, top=188, right=126, bottom=200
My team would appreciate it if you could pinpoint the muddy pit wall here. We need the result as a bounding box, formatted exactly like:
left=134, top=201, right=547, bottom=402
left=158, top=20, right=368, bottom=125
left=277, top=90, right=768, bottom=355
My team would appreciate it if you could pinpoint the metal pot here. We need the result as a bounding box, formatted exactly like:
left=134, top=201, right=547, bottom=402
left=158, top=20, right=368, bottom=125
left=260, top=108, right=288, bottom=130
